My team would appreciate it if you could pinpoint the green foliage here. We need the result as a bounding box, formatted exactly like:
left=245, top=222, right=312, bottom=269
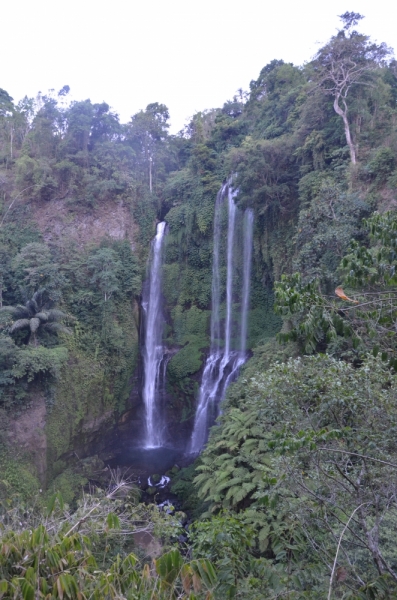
left=0, top=449, right=41, bottom=500
left=167, top=306, right=209, bottom=381
left=1, top=288, right=70, bottom=346
left=45, top=348, right=109, bottom=472
left=365, top=147, right=396, bottom=183
left=0, top=337, right=20, bottom=399
left=192, top=513, right=254, bottom=599
left=275, top=272, right=339, bottom=353
left=0, top=483, right=217, bottom=600
left=130, top=187, right=158, bottom=249
left=12, top=345, right=68, bottom=382
left=87, top=247, right=122, bottom=302
left=48, top=469, right=88, bottom=506
left=276, top=211, right=397, bottom=361
left=170, top=461, right=206, bottom=517
left=311, top=13, right=391, bottom=164
left=293, top=176, right=370, bottom=287
left=195, top=354, right=397, bottom=595
left=0, top=20, right=397, bottom=599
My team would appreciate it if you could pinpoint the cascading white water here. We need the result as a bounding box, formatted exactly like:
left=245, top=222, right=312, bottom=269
left=224, top=189, right=237, bottom=360
left=189, top=183, right=253, bottom=453
left=240, top=209, right=254, bottom=354
left=210, top=183, right=226, bottom=349
left=142, top=222, right=167, bottom=448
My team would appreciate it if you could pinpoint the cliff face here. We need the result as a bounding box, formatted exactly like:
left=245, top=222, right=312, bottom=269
left=0, top=191, right=144, bottom=494
left=39, top=198, right=141, bottom=481
left=32, top=197, right=139, bottom=249
left=5, top=386, right=47, bottom=484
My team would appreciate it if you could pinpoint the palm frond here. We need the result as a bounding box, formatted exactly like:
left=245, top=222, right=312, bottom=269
left=0, top=306, right=16, bottom=314
left=35, top=311, right=49, bottom=322
left=47, top=309, right=67, bottom=322
left=29, top=317, right=41, bottom=333
left=14, top=305, right=30, bottom=318
left=43, top=322, right=71, bottom=335
left=10, top=319, right=30, bottom=333
left=26, top=299, right=39, bottom=315
left=32, top=288, right=46, bottom=304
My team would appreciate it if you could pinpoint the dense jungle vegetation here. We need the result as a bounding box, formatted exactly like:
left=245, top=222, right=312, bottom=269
left=1, top=11, right=397, bottom=598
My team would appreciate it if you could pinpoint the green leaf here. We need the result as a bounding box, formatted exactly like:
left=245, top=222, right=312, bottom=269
left=20, top=579, right=34, bottom=600
left=106, top=512, right=121, bottom=531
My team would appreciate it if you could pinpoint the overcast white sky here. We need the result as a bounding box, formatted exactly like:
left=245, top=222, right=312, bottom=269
left=1, top=1, right=396, bottom=133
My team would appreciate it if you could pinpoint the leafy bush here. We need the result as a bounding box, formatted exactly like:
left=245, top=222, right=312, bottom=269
left=12, top=346, right=68, bottom=381
left=195, top=354, right=397, bottom=594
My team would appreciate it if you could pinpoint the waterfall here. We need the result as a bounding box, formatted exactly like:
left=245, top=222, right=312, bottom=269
left=142, top=222, right=167, bottom=448
left=210, top=183, right=226, bottom=350
left=240, top=209, right=254, bottom=354
left=189, top=183, right=253, bottom=453
left=224, top=189, right=237, bottom=360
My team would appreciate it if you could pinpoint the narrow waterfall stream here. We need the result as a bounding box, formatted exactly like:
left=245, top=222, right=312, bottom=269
left=189, top=183, right=253, bottom=453
left=142, top=222, right=167, bottom=448
left=241, top=209, right=254, bottom=354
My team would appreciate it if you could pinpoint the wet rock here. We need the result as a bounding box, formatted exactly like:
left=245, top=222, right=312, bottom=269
left=148, top=475, right=171, bottom=489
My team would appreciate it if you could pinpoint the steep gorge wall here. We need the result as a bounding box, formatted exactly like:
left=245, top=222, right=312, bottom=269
left=0, top=194, right=144, bottom=495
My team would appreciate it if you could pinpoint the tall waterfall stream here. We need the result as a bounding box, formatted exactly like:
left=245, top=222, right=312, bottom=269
left=142, top=221, right=167, bottom=448
left=189, top=183, right=253, bottom=453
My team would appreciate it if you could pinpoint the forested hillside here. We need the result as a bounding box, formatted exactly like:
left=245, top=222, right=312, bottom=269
left=1, top=11, right=397, bottom=598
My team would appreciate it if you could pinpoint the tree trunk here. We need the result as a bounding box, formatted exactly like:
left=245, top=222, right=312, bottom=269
left=333, top=95, right=356, bottom=164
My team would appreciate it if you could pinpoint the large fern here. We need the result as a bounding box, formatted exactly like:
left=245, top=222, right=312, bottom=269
left=194, top=354, right=397, bottom=589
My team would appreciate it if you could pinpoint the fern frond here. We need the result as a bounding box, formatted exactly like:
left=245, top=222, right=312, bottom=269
left=225, top=485, right=250, bottom=504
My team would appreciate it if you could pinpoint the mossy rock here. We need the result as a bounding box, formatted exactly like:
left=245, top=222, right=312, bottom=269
left=168, top=342, right=203, bottom=380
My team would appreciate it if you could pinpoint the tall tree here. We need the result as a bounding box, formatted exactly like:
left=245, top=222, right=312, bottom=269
left=312, top=12, right=391, bottom=164
left=126, top=103, right=170, bottom=190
